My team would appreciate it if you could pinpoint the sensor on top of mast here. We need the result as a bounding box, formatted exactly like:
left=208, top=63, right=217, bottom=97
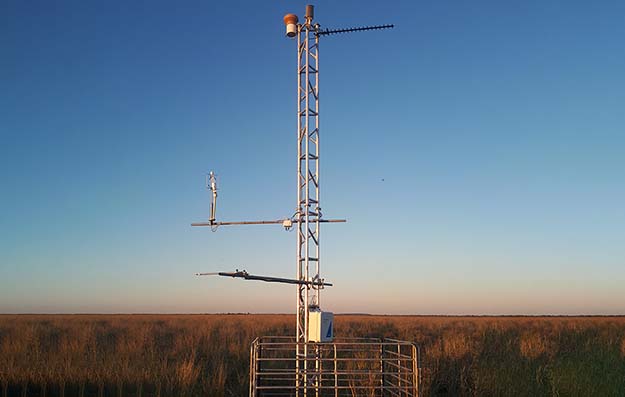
left=283, top=4, right=393, bottom=38
left=283, top=14, right=299, bottom=37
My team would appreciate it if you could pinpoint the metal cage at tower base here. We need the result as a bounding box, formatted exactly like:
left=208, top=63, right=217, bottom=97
left=250, top=336, right=421, bottom=396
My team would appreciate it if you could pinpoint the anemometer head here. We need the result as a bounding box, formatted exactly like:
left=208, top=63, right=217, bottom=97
left=206, top=171, right=217, bottom=193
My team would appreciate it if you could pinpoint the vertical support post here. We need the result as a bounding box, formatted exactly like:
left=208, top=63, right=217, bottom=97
left=249, top=340, right=256, bottom=397
left=379, top=342, right=384, bottom=396
left=333, top=344, right=338, bottom=397
left=296, top=20, right=303, bottom=395
left=397, top=343, right=402, bottom=396
left=413, top=344, right=420, bottom=397
left=315, top=345, right=321, bottom=397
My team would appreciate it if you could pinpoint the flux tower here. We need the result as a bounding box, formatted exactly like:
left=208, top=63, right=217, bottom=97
left=193, top=5, right=397, bottom=395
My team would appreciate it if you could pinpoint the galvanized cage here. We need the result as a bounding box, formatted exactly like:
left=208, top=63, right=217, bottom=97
left=250, top=336, right=421, bottom=396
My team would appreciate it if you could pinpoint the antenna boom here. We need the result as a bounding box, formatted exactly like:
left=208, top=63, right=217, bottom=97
left=197, top=270, right=332, bottom=287
left=316, top=24, right=394, bottom=36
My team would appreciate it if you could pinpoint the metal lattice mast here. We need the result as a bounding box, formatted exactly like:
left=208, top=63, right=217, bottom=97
left=285, top=7, right=393, bottom=394
left=195, top=6, right=393, bottom=395
left=293, top=9, right=320, bottom=394
left=296, top=9, right=320, bottom=348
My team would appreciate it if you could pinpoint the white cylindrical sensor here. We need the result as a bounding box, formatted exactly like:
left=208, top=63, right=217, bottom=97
left=283, top=14, right=299, bottom=38
left=286, top=23, right=297, bottom=37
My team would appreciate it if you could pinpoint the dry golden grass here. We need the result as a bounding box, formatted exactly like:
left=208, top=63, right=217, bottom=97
left=519, top=331, right=553, bottom=359
left=1, top=314, right=625, bottom=396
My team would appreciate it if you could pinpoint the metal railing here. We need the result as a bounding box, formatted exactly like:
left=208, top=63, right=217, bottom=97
left=250, top=336, right=420, bottom=396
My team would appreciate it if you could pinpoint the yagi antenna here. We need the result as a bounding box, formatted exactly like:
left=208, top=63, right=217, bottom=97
left=316, top=24, right=394, bottom=36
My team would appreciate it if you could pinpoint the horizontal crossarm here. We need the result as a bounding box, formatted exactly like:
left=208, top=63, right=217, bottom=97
left=191, top=219, right=346, bottom=227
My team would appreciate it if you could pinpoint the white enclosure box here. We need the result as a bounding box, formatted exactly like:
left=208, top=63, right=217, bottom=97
left=308, top=311, right=334, bottom=342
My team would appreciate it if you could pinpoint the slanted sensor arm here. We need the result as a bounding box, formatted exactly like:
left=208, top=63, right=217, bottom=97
left=196, top=270, right=333, bottom=287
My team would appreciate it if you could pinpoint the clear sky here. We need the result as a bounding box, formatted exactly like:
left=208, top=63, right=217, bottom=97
left=1, top=1, right=624, bottom=315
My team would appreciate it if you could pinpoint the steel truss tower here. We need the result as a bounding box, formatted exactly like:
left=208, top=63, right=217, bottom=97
left=296, top=11, right=320, bottom=348
left=295, top=13, right=320, bottom=394
left=194, top=5, right=393, bottom=396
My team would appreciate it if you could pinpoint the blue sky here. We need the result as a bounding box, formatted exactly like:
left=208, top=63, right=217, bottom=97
left=1, top=1, right=624, bottom=314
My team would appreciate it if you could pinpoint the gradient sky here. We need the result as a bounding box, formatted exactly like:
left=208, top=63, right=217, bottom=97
left=1, top=1, right=624, bottom=314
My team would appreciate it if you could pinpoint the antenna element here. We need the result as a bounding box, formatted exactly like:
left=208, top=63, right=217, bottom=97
left=317, top=24, right=394, bottom=36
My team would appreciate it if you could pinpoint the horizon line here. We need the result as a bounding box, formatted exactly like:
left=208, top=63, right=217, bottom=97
left=1, top=312, right=624, bottom=317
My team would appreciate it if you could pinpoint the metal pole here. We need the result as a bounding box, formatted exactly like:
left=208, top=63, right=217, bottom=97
left=296, top=21, right=304, bottom=397
left=303, top=20, right=311, bottom=397
left=413, top=344, right=420, bottom=397
left=334, top=344, right=338, bottom=397
left=397, top=343, right=402, bottom=396
left=249, top=339, right=256, bottom=397
left=380, top=342, right=384, bottom=396
left=313, top=21, right=320, bottom=314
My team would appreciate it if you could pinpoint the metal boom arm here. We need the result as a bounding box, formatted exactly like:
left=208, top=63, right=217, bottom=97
left=191, top=219, right=345, bottom=227
left=196, top=270, right=332, bottom=287
left=316, top=24, right=394, bottom=36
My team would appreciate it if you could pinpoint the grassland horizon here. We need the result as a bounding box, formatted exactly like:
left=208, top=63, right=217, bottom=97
left=2, top=314, right=625, bottom=396
left=5, top=312, right=625, bottom=316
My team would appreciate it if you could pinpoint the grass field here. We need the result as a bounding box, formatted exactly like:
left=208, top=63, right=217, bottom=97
left=1, top=314, right=624, bottom=396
